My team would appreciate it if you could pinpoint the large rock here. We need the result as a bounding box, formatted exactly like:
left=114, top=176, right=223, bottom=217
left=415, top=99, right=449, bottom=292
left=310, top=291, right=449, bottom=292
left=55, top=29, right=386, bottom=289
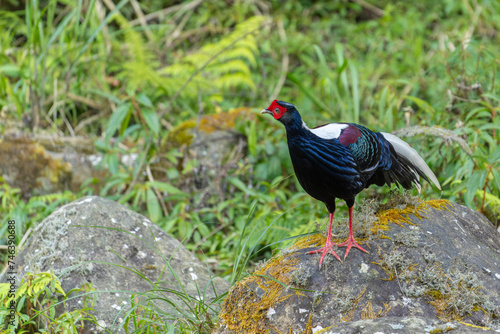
left=0, top=134, right=108, bottom=198
left=2, top=196, right=229, bottom=333
left=215, top=198, right=500, bottom=333
left=159, top=108, right=249, bottom=194
left=0, top=136, right=72, bottom=199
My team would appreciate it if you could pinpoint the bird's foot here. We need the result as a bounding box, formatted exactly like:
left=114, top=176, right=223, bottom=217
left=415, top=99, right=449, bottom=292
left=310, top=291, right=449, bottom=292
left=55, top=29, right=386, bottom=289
left=307, top=241, right=342, bottom=268
left=337, top=236, right=368, bottom=259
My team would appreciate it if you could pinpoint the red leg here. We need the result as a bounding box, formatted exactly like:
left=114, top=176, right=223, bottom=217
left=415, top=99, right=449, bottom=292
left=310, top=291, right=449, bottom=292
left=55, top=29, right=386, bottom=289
left=337, top=207, right=368, bottom=259
left=307, top=212, right=341, bottom=268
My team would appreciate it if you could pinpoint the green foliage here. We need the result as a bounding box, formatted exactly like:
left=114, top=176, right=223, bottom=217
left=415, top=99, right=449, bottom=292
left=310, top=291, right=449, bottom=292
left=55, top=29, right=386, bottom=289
left=0, top=271, right=96, bottom=333
left=289, top=43, right=361, bottom=123
left=161, top=16, right=266, bottom=96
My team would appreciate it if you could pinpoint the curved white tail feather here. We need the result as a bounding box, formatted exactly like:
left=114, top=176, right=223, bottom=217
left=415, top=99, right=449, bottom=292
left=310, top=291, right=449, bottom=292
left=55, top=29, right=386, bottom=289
left=381, top=132, right=441, bottom=191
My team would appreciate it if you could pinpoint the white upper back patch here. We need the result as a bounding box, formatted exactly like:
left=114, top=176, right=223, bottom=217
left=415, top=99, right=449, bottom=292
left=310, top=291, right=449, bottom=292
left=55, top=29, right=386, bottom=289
left=309, top=123, right=349, bottom=140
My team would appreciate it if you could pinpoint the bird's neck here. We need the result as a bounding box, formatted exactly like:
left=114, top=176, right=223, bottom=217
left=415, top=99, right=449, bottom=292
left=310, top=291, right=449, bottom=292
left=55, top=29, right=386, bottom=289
left=283, top=114, right=308, bottom=137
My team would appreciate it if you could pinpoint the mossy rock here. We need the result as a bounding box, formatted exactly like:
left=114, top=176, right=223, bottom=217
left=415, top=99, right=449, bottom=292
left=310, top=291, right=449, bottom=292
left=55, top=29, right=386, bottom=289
left=0, top=136, right=71, bottom=199
left=163, top=107, right=253, bottom=148
left=2, top=196, right=229, bottom=333
left=157, top=108, right=253, bottom=192
left=215, top=200, right=500, bottom=333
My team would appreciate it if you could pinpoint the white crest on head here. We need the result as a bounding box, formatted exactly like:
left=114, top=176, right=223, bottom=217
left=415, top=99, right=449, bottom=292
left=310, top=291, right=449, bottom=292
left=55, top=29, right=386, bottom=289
left=309, top=123, right=349, bottom=140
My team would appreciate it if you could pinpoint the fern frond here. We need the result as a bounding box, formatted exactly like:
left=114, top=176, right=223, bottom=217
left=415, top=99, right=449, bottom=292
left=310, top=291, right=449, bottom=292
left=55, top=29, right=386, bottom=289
left=161, top=63, right=197, bottom=76
left=111, top=10, right=161, bottom=93
left=112, top=13, right=153, bottom=64
left=208, top=59, right=252, bottom=76
left=213, top=47, right=257, bottom=67
left=120, top=61, right=183, bottom=95
left=160, top=15, right=266, bottom=94
left=215, top=73, right=256, bottom=90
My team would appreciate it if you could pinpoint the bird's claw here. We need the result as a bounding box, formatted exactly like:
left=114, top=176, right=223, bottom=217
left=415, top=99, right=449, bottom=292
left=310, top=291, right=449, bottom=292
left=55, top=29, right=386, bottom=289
left=337, top=236, right=368, bottom=259
left=307, top=242, right=342, bottom=268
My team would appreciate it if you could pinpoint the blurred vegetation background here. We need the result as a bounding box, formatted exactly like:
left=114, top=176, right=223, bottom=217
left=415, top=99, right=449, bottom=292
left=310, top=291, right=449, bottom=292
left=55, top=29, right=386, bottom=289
left=1, top=0, right=499, bottom=283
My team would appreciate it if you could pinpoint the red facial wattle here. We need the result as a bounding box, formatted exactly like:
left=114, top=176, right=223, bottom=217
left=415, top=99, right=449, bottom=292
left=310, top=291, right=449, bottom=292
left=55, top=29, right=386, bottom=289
left=267, top=100, right=287, bottom=119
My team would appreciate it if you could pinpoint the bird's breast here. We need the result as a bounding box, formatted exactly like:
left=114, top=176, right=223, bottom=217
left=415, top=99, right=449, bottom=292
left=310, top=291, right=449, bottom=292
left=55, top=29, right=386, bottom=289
left=287, top=138, right=363, bottom=201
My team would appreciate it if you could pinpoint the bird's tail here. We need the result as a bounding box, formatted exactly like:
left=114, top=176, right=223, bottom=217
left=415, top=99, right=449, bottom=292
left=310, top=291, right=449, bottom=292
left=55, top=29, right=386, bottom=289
left=378, top=132, right=441, bottom=192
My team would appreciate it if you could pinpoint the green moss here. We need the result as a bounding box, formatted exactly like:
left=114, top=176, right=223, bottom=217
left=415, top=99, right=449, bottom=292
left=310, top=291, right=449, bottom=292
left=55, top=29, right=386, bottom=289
left=427, top=267, right=488, bottom=319
left=374, top=245, right=495, bottom=322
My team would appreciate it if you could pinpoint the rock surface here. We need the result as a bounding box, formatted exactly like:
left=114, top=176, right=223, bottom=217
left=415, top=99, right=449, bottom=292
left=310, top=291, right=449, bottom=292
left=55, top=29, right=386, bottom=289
left=0, top=136, right=72, bottom=199
left=2, top=196, right=229, bottom=333
left=160, top=108, right=248, bottom=196
left=215, top=199, right=500, bottom=333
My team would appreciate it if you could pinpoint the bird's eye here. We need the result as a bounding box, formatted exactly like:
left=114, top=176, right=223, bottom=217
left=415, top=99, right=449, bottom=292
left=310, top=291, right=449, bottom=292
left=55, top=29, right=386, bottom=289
left=274, top=108, right=280, bottom=113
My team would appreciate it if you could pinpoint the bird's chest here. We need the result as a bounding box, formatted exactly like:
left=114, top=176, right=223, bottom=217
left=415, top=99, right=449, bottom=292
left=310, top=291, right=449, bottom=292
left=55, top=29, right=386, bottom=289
left=287, top=139, right=361, bottom=201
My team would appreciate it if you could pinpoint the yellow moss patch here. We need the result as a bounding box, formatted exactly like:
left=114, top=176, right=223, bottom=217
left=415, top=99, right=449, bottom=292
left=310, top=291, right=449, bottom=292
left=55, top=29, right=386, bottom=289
left=164, top=107, right=253, bottom=147
left=457, top=321, right=490, bottom=330
left=360, top=299, right=392, bottom=320
left=341, top=287, right=367, bottom=322
left=218, top=250, right=302, bottom=333
left=425, top=199, right=452, bottom=211
left=374, top=199, right=451, bottom=235
left=289, top=233, right=325, bottom=251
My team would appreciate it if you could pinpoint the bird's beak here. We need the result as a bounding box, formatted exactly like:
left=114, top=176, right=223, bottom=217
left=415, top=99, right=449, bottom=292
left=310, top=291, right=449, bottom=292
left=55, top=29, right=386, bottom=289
left=261, top=108, right=272, bottom=115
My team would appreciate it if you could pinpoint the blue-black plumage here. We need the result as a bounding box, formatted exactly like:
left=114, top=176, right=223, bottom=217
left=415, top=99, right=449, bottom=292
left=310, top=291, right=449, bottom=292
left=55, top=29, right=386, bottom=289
left=261, top=100, right=441, bottom=268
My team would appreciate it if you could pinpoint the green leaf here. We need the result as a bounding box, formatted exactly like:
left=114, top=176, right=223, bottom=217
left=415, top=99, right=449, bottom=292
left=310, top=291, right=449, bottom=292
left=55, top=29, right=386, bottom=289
left=105, top=103, right=131, bottom=142
left=228, top=177, right=257, bottom=197
left=141, top=108, right=160, bottom=135
left=491, top=168, right=500, bottom=193
left=146, top=188, right=162, bottom=222
left=335, top=43, right=347, bottom=74
left=247, top=121, right=257, bottom=156
left=120, top=106, right=132, bottom=139
left=147, top=181, right=186, bottom=195
left=4, top=79, right=23, bottom=116
left=0, top=64, right=20, bottom=77
left=107, top=153, right=119, bottom=174
left=481, top=92, right=500, bottom=103
left=405, top=96, right=434, bottom=113
left=94, top=139, right=109, bottom=152
left=136, top=93, right=153, bottom=108
left=465, top=170, right=485, bottom=206
left=465, top=107, right=490, bottom=123
left=349, top=62, right=359, bottom=123
left=313, top=44, right=329, bottom=73
left=17, top=295, right=26, bottom=311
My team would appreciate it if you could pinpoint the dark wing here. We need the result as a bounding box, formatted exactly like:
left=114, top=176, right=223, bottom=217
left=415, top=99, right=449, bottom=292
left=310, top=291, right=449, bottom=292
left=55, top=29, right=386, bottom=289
left=337, top=124, right=441, bottom=191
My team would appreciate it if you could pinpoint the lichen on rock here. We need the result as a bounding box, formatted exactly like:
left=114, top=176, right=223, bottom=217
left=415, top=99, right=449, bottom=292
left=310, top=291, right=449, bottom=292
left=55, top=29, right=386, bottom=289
left=215, top=197, right=500, bottom=333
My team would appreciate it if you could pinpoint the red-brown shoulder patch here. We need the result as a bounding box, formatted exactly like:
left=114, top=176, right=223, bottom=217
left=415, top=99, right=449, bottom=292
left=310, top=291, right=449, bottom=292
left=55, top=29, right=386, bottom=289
left=338, top=124, right=362, bottom=146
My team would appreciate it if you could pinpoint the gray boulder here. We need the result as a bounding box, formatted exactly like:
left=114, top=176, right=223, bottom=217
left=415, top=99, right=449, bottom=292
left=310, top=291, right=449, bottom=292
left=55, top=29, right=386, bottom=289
left=215, top=198, right=500, bottom=333
left=3, top=196, right=229, bottom=333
